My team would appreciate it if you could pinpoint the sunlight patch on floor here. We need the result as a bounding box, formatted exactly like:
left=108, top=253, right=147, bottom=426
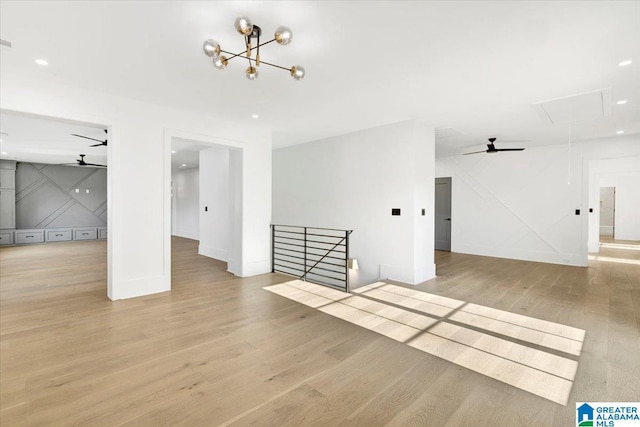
left=588, top=255, right=640, bottom=265
left=264, top=280, right=585, bottom=406
left=599, top=242, right=640, bottom=251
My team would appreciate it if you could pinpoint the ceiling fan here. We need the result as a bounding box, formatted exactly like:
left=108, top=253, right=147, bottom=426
left=60, top=154, right=107, bottom=168
left=463, top=138, right=525, bottom=155
left=72, top=129, right=108, bottom=147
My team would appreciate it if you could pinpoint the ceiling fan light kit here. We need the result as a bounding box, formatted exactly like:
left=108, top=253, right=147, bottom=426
left=203, top=16, right=305, bottom=81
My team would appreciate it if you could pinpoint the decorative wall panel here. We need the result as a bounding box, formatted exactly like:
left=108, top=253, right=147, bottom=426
left=15, top=163, right=107, bottom=229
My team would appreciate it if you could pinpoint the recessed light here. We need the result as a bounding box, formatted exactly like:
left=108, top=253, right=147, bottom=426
left=616, top=100, right=627, bottom=105
left=616, top=130, right=625, bottom=134
left=171, top=150, right=176, bottom=154
left=1, top=151, right=7, bottom=155
left=252, top=114, right=259, bottom=119
left=35, top=59, right=48, bottom=66
left=618, top=60, right=632, bottom=67
left=181, top=163, right=186, bottom=167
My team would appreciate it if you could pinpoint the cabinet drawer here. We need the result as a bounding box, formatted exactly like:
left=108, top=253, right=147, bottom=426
left=46, top=229, right=72, bottom=242
left=98, top=227, right=108, bottom=239
left=0, top=231, right=14, bottom=245
left=74, top=228, right=97, bottom=240
left=15, top=230, right=45, bottom=244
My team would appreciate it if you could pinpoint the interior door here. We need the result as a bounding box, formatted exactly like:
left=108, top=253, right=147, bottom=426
left=435, top=177, right=451, bottom=251
left=599, top=187, right=615, bottom=238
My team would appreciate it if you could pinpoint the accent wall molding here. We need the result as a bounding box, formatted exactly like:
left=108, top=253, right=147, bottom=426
left=15, top=162, right=107, bottom=229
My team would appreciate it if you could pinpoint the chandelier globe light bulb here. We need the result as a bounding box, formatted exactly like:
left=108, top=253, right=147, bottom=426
left=213, top=55, right=228, bottom=70
left=235, top=17, right=254, bottom=36
left=274, top=26, right=293, bottom=45
left=202, top=39, right=220, bottom=58
left=290, top=65, right=305, bottom=80
left=245, top=66, right=259, bottom=80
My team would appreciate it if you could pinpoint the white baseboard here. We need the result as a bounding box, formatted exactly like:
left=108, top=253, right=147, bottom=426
left=198, top=244, right=229, bottom=262
left=239, top=259, right=271, bottom=277
left=615, top=232, right=640, bottom=241
left=453, top=243, right=586, bottom=267
left=414, top=264, right=436, bottom=284
left=108, top=274, right=170, bottom=300
left=173, top=231, right=199, bottom=240
left=380, top=263, right=437, bottom=285
left=599, top=226, right=613, bottom=236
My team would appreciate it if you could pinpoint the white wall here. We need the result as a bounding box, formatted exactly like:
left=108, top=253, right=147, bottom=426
left=1, top=71, right=272, bottom=300
left=273, top=120, right=435, bottom=287
left=199, top=147, right=231, bottom=262
left=436, top=135, right=640, bottom=265
left=171, top=167, right=199, bottom=240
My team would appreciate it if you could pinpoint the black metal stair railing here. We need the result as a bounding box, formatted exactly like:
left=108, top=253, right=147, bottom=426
left=271, top=224, right=353, bottom=293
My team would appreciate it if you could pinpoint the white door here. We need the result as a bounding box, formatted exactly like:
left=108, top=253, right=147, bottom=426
left=599, top=187, right=615, bottom=238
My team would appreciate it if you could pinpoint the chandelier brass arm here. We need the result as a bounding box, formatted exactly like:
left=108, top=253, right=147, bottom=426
left=220, top=51, right=292, bottom=72
left=203, top=16, right=305, bottom=81
left=223, top=38, right=276, bottom=62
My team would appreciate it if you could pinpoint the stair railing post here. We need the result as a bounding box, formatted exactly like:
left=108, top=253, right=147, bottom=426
left=303, top=227, right=307, bottom=281
left=345, top=230, right=350, bottom=293
left=271, top=225, right=275, bottom=273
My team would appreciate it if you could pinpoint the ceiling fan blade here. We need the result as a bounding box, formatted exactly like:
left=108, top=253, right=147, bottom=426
left=495, top=148, right=525, bottom=152
left=463, top=150, right=487, bottom=155
left=89, top=142, right=107, bottom=147
left=84, top=163, right=107, bottom=167
left=72, top=133, right=107, bottom=143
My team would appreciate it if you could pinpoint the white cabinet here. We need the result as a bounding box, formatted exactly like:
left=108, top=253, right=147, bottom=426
left=15, top=229, right=45, bottom=244
left=0, top=190, right=15, bottom=229
left=46, top=229, right=73, bottom=242
left=98, top=227, right=108, bottom=239
left=0, top=169, right=15, bottom=189
left=74, top=227, right=97, bottom=240
left=0, top=230, right=14, bottom=245
left=0, top=160, right=16, bottom=230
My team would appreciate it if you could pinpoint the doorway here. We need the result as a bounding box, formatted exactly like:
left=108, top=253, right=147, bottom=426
left=599, top=187, right=615, bottom=240
left=435, top=177, right=452, bottom=251
left=166, top=135, right=243, bottom=287
left=0, top=110, right=110, bottom=295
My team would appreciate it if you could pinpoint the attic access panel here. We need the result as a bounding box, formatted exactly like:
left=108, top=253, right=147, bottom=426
left=531, top=88, right=612, bottom=125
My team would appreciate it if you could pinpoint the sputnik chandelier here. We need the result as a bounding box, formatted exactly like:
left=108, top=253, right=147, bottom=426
left=203, top=16, right=305, bottom=81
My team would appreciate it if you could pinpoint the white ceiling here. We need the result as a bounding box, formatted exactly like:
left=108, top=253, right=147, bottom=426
left=1, top=1, right=639, bottom=159
left=0, top=111, right=107, bottom=166
left=171, top=138, right=211, bottom=170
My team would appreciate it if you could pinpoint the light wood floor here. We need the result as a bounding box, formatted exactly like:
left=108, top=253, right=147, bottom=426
left=1, top=237, right=639, bottom=426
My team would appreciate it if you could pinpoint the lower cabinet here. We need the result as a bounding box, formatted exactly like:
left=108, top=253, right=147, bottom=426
left=98, top=227, right=108, bottom=239
left=0, top=230, right=14, bottom=245
left=15, top=229, right=45, bottom=244
left=74, top=227, right=98, bottom=241
left=2, top=227, right=107, bottom=245
left=46, top=229, right=73, bottom=242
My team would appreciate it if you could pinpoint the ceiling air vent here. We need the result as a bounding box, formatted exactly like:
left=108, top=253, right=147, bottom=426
left=531, top=88, right=612, bottom=125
